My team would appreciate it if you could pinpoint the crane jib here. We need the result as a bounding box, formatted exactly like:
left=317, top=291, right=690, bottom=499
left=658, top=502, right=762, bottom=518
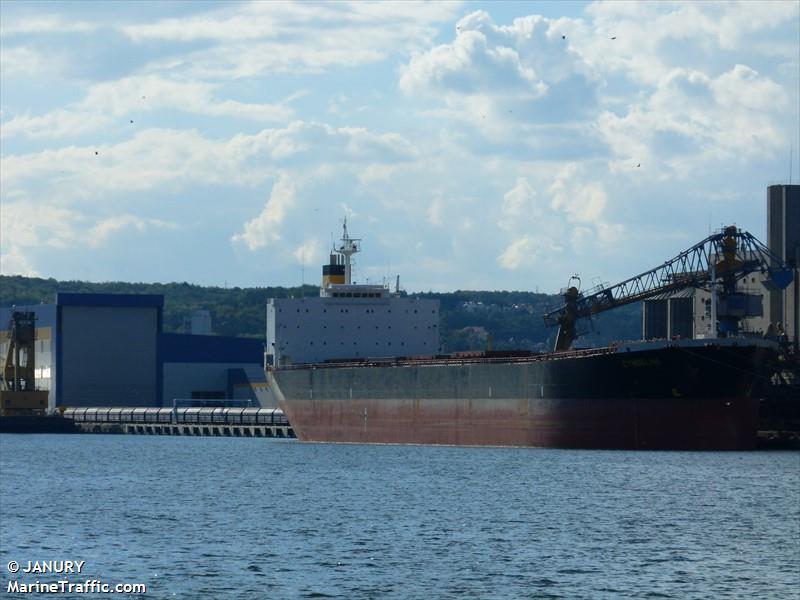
left=542, top=226, right=794, bottom=350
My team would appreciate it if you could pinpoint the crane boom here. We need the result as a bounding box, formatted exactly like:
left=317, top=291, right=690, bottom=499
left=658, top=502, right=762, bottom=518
left=543, top=226, right=794, bottom=351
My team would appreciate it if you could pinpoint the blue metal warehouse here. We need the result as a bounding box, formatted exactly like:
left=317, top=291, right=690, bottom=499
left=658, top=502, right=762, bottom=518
left=0, top=293, right=269, bottom=410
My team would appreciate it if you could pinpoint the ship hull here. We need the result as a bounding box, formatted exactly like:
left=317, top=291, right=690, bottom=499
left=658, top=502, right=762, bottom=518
left=0, top=415, right=78, bottom=434
left=272, top=341, right=775, bottom=450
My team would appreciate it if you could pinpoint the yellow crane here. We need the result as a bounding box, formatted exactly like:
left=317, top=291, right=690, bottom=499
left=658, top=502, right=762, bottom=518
left=1, top=311, right=49, bottom=416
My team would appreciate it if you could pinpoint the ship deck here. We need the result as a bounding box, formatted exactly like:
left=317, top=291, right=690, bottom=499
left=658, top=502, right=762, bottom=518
left=275, top=337, right=778, bottom=371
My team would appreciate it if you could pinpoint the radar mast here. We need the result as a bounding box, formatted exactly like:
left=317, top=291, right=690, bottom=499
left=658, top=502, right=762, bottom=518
left=336, top=218, right=361, bottom=285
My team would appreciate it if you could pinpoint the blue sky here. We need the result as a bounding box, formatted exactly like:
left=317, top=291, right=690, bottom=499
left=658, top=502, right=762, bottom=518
left=1, top=0, right=798, bottom=293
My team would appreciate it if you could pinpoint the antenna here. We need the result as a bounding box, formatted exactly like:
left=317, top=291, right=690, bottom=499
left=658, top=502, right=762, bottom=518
left=335, top=216, right=361, bottom=285
left=300, top=248, right=305, bottom=297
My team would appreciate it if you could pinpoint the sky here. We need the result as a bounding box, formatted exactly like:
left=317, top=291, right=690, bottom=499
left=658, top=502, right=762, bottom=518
left=1, top=1, right=798, bottom=294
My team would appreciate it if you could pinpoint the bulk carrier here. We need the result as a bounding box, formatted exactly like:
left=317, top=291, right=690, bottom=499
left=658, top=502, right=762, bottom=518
left=267, top=222, right=793, bottom=450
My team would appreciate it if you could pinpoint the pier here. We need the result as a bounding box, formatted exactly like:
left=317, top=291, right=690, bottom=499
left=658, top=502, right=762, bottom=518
left=61, top=407, right=295, bottom=439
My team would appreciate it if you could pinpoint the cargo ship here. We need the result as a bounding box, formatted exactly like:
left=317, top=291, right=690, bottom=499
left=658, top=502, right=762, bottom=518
left=267, top=222, right=792, bottom=451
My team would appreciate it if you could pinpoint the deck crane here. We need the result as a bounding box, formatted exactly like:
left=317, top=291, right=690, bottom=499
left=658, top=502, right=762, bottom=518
left=543, top=226, right=794, bottom=352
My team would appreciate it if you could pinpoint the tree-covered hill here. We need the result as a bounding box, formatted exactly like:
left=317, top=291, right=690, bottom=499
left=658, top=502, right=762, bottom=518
left=0, top=275, right=642, bottom=351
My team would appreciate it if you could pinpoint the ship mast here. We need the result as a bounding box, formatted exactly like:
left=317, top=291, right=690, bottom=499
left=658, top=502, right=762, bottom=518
left=336, top=218, right=361, bottom=285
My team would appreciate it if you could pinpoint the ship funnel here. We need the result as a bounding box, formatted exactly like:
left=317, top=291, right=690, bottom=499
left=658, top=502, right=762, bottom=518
left=322, top=251, right=345, bottom=289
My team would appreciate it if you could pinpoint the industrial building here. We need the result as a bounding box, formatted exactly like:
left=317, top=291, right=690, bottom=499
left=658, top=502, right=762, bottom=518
left=0, top=293, right=270, bottom=411
left=767, top=184, right=799, bottom=350
left=643, top=184, right=798, bottom=345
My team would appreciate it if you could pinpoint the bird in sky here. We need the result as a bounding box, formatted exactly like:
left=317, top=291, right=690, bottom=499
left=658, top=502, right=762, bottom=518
left=636, top=163, right=641, bottom=168
left=562, top=35, right=566, bottom=40
left=95, top=151, right=99, bottom=155
left=129, top=120, right=134, bottom=124
left=610, top=36, right=617, bottom=40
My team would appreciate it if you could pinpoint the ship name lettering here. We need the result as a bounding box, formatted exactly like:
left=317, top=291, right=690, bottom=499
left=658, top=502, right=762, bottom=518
left=621, top=358, right=661, bottom=368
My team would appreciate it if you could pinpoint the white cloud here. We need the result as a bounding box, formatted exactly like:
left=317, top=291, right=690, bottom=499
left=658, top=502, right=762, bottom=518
left=122, top=1, right=461, bottom=78
left=0, top=45, right=68, bottom=77
left=549, top=164, right=607, bottom=223
left=497, top=234, right=538, bottom=270
left=293, top=239, right=322, bottom=268
left=1, top=121, right=416, bottom=206
left=579, top=1, right=799, bottom=84
left=89, top=215, right=176, bottom=248
left=398, top=10, right=603, bottom=157
left=400, top=26, right=546, bottom=98
left=0, top=202, right=82, bottom=250
left=494, top=165, right=622, bottom=271
left=0, top=1, right=796, bottom=291
left=427, top=197, right=445, bottom=226
left=232, top=174, right=297, bottom=251
left=497, top=233, right=563, bottom=271
left=0, top=15, right=97, bottom=36
left=597, top=64, right=788, bottom=175
left=249, top=121, right=416, bottom=163
left=500, top=177, right=538, bottom=221
left=0, top=201, right=179, bottom=273
left=1, top=75, right=295, bottom=139
left=0, top=246, right=41, bottom=277
left=1, top=110, right=115, bottom=140
left=1, top=129, right=249, bottom=199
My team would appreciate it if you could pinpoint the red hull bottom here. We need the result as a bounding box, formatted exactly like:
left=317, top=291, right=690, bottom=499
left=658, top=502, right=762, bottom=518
left=282, top=396, right=759, bottom=450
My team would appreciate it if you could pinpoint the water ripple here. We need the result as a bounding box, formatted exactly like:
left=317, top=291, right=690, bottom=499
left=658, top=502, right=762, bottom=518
left=1, top=436, right=798, bottom=599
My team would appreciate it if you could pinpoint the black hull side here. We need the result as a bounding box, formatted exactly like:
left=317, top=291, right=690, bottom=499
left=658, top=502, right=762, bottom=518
left=0, top=416, right=79, bottom=434
left=273, top=342, right=775, bottom=450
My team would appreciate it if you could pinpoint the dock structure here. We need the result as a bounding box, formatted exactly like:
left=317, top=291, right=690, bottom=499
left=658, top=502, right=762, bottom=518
left=62, top=406, right=295, bottom=439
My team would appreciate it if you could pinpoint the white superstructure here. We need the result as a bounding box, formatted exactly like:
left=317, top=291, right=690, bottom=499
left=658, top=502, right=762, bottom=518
left=266, top=222, right=440, bottom=366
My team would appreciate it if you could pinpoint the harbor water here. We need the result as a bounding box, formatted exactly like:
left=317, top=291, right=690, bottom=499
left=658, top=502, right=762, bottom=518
left=1, top=435, right=798, bottom=599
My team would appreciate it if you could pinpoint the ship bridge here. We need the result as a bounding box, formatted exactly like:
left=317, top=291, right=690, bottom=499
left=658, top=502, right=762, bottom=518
left=322, top=284, right=389, bottom=299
